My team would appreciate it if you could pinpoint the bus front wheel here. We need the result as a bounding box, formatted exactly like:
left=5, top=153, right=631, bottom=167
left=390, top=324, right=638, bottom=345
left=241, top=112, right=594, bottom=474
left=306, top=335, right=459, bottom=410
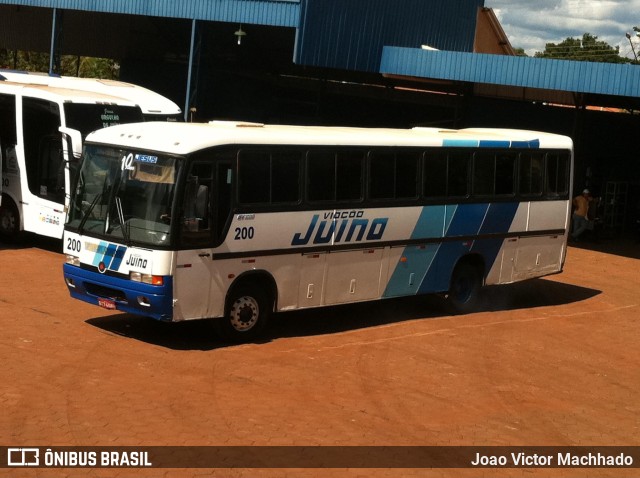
left=447, top=262, right=483, bottom=314
left=0, top=196, right=20, bottom=241
left=216, top=286, right=270, bottom=343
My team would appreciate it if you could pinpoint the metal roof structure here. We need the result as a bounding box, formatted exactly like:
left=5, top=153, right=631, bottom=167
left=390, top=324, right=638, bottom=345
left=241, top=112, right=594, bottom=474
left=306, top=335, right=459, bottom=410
left=1, top=1, right=638, bottom=109
left=0, top=0, right=301, bottom=26
left=380, top=47, right=640, bottom=101
left=295, top=0, right=483, bottom=72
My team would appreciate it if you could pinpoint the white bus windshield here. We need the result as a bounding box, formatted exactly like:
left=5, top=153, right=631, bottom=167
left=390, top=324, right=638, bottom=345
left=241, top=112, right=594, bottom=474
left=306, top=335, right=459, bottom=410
left=64, top=103, right=143, bottom=137
left=67, top=145, right=181, bottom=246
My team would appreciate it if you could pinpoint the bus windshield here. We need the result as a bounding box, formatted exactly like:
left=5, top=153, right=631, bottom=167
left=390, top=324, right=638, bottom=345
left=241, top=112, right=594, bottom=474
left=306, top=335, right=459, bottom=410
left=64, top=104, right=144, bottom=137
left=67, top=145, right=181, bottom=246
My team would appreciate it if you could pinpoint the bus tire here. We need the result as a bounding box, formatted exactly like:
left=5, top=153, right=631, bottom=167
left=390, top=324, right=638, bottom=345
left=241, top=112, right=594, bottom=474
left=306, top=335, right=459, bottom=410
left=0, top=195, right=20, bottom=242
left=216, top=286, right=270, bottom=343
left=447, top=261, right=482, bottom=314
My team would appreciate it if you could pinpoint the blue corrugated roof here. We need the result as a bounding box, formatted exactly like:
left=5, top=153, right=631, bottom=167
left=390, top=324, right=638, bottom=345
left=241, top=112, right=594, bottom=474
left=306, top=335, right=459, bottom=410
left=0, top=0, right=300, bottom=27
left=380, top=47, right=640, bottom=98
left=296, top=0, right=484, bottom=72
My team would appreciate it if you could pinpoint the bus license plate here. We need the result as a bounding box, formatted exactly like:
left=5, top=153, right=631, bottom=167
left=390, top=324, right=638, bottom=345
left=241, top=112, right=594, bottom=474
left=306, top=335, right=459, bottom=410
left=98, top=298, right=117, bottom=310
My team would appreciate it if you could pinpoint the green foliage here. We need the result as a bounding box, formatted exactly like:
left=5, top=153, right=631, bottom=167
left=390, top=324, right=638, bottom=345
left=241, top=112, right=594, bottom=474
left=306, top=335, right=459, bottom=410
left=513, top=47, right=528, bottom=57
left=534, top=33, right=629, bottom=63
left=0, top=49, right=119, bottom=79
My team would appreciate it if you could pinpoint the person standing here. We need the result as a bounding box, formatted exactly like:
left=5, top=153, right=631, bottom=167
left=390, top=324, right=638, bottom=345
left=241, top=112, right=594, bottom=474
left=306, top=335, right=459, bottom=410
left=571, top=189, right=592, bottom=241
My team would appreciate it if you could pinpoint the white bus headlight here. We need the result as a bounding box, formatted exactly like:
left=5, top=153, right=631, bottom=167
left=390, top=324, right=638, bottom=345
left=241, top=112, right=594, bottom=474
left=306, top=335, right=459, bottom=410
left=130, top=272, right=164, bottom=286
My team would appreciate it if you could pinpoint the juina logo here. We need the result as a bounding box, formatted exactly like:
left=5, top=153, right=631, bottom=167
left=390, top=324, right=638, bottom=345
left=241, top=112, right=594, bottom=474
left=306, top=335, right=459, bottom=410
left=291, top=211, right=388, bottom=246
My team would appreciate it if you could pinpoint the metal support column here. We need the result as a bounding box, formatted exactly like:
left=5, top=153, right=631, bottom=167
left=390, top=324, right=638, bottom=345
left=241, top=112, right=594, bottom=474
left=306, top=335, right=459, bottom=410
left=184, top=19, right=202, bottom=122
left=49, top=8, right=63, bottom=75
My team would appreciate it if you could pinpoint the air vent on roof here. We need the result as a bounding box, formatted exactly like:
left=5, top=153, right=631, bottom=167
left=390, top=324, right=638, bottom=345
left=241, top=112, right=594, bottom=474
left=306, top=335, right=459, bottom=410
left=209, top=120, right=265, bottom=128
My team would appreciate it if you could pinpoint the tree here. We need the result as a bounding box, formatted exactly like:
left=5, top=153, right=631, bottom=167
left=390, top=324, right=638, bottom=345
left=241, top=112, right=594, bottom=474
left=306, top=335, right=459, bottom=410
left=0, top=48, right=119, bottom=79
left=513, top=47, right=528, bottom=57
left=534, top=33, right=628, bottom=63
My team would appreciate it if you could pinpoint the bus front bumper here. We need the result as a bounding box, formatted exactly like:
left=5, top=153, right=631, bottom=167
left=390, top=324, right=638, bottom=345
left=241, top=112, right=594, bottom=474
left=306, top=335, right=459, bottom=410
left=63, top=264, right=174, bottom=321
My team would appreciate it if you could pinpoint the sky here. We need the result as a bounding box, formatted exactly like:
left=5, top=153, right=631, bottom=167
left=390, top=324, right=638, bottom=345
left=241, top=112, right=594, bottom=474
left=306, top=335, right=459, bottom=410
left=488, top=0, right=640, bottom=60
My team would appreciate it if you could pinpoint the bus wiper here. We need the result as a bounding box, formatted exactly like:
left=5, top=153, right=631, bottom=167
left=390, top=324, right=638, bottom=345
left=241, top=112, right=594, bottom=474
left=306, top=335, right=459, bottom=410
left=115, top=196, right=131, bottom=244
left=77, top=192, right=102, bottom=234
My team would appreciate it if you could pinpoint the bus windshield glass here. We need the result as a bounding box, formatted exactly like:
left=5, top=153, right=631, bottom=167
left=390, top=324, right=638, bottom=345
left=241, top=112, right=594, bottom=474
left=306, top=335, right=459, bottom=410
left=64, top=104, right=144, bottom=137
left=67, top=145, right=181, bottom=246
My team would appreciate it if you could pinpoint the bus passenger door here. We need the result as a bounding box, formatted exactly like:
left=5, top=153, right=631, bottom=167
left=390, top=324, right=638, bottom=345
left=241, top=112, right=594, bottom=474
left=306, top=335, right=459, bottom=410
left=174, top=159, right=233, bottom=321
left=174, top=162, right=215, bottom=320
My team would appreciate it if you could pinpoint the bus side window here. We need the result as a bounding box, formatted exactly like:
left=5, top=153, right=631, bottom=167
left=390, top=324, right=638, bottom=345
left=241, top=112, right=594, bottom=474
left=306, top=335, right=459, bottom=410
left=519, top=152, right=544, bottom=196
left=473, top=152, right=515, bottom=197
left=369, top=151, right=419, bottom=200
left=545, top=153, right=570, bottom=198
left=307, top=150, right=364, bottom=203
left=423, top=151, right=447, bottom=198
left=447, top=152, right=470, bottom=198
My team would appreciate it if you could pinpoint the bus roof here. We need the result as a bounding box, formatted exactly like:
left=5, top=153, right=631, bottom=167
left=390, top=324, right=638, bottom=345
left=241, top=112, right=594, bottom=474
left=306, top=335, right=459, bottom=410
left=0, top=80, right=140, bottom=106
left=84, top=121, right=574, bottom=155
left=0, top=70, right=181, bottom=116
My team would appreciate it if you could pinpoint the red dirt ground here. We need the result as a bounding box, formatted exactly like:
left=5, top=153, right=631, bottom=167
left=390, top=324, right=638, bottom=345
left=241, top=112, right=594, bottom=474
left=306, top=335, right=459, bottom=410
left=1, top=235, right=639, bottom=477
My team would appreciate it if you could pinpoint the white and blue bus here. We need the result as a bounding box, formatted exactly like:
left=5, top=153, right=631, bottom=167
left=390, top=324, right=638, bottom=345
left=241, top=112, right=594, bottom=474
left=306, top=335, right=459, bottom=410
left=63, top=121, right=573, bottom=342
left=0, top=72, right=181, bottom=240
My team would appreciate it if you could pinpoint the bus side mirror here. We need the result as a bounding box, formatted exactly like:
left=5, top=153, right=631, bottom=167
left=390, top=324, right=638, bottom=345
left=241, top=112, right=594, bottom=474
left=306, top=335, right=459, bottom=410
left=59, top=127, right=82, bottom=160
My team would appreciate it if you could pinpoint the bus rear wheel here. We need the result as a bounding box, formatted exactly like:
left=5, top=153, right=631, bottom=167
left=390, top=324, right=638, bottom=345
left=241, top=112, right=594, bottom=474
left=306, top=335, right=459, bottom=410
left=0, top=196, right=20, bottom=241
left=216, top=286, right=270, bottom=343
left=447, top=262, right=482, bottom=314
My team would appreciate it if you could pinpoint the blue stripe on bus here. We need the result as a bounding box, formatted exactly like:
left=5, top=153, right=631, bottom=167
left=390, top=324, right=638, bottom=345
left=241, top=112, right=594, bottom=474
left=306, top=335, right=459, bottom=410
left=511, top=140, right=540, bottom=149
left=469, top=202, right=519, bottom=278
left=103, top=243, right=118, bottom=269
left=442, top=139, right=541, bottom=149
left=444, top=203, right=489, bottom=237
left=443, top=139, right=478, bottom=148
left=479, top=140, right=511, bottom=148
left=92, top=241, right=108, bottom=267
left=383, top=202, right=520, bottom=298
left=111, top=246, right=127, bottom=271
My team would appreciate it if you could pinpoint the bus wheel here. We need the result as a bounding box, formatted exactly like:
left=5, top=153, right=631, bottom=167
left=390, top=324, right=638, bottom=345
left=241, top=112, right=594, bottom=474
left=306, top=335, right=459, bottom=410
left=216, top=286, right=269, bottom=343
left=447, top=262, right=482, bottom=314
left=0, top=196, right=20, bottom=241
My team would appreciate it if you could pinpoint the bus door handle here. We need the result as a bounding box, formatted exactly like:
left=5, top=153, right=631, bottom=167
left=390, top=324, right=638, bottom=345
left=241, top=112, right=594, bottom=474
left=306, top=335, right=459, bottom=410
left=198, top=252, right=211, bottom=258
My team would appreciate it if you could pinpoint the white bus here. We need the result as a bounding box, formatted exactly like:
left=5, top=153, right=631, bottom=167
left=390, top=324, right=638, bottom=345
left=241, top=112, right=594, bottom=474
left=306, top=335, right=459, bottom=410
left=0, top=70, right=182, bottom=122
left=62, top=121, right=573, bottom=342
left=0, top=74, right=181, bottom=240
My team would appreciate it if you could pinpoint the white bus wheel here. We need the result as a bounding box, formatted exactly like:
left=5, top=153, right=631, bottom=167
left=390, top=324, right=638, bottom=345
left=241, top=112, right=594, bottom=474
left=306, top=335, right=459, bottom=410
left=217, top=286, right=269, bottom=343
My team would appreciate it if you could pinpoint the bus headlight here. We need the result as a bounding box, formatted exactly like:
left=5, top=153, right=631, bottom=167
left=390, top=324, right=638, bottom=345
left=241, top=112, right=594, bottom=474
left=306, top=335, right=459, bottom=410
left=65, top=255, right=80, bottom=267
left=130, top=272, right=164, bottom=286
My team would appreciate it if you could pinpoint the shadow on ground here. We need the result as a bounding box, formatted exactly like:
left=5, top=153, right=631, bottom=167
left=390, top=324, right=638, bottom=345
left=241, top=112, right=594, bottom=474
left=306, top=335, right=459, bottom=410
left=85, top=278, right=601, bottom=351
